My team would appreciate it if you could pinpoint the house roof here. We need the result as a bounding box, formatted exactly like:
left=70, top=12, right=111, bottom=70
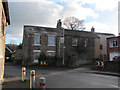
left=24, top=25, right=115, bottom=38
left=95, top=32, right=115, bottom=36
left=107, top=36, right=120, bottom=39
left=24, top=25, right=99, bottom=38
left=63, top=29, right=99, bottom=38
left=2, top=0, right=10, bottom=25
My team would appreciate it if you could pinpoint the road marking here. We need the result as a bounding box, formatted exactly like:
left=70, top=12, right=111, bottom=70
left=109, top=84, right=120, bottom=88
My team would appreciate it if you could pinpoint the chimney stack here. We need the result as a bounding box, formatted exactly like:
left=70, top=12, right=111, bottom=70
left=91, top=26, right=95, bottom=32
left=56, top=19, right=62, bottom=29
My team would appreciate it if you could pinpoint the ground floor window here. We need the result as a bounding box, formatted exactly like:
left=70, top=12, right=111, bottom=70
left=33, top=50, right=41, bottom=63
left=72, top=54, right=77, bottom=60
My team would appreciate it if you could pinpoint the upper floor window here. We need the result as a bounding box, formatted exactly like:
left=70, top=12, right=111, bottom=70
left=34, top=34, right=40, bottom=45
left=100, top=45, right=103, bottom=50
left=109, top=40, right=118, bottom=48
left=48, top=36, right=55, bottom=46
left=84, top=39, right=88, bottom=47
left=72, top=38, right=78, bottom=46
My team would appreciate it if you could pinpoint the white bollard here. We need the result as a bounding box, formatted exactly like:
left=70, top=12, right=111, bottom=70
left=30, top=70, right=35, bottom=89
left=22, top=67, right=26, bottom=82
left=39, top=77, right=45, bottom=89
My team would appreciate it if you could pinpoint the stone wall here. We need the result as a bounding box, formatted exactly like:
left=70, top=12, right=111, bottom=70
left=0, top=0, right=7, bottom=81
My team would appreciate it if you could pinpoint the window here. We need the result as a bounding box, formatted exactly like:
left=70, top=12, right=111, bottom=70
left=100, top=45, right=102, bottom=50
left=34, top=34, right=40, bottom=45
left=84, top=40, right=88, bottom=47
left=47, top=50, right=55, bottom=56
left=72, top=54, right=77, bottom=60
left=48, top=36, right=55, bottom=46
left=109, top=40, right=118, bottom=48
left=72, top=38, right=78, bottom=46
left=33, top=50, right=41, bottom=63
left=109, top=41, right=113, bottom=48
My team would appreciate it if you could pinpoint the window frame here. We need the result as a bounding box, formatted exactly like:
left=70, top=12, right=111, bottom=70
left=109, top=40, right=118, bottom=48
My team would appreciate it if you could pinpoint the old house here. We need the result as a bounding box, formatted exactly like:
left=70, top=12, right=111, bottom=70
left=107, top=36, right=120, bottom=61
left=0, top=0, right=10, bottom=81
left=22, top=24, right=100, bottom=67
left=91, top=27, right=115, bottom=60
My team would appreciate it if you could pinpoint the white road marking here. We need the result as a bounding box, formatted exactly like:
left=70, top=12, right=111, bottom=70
left=109, top=84, right=120, bottom=88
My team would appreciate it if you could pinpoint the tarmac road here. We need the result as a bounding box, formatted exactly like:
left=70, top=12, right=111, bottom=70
left=3, top=63, right=119, bottom=88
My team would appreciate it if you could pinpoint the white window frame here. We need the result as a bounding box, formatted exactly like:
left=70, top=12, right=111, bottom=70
left=48, top=35, right=55, bottom=46
left=109, top=40, right=118, bottom=48
left=33, top=33, right=40, bottom=46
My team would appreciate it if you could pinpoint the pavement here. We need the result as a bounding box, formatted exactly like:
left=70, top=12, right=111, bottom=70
left=1, top=62, right=120, bottom=89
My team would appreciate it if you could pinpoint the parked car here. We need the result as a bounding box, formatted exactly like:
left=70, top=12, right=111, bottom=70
left=112, top=56, right=120, bottom=61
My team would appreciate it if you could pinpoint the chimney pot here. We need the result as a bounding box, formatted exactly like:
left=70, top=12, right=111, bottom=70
left=57, top=19, right=62, bottom=29
left=91, top=26, right=95, bottom=32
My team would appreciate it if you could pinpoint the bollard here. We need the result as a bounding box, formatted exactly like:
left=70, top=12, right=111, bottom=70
left=39, top=77, right=45, bottom=89
left=30, top=70, right=35, bottom=89
left=22, top=67, right=26, bottom=82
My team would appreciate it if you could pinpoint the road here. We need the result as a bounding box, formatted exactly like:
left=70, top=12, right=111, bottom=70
left=3, top=63, right=119, bottom=88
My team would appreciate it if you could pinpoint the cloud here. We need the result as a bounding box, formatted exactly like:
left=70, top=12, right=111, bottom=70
left=85, top=21, right=118, bottom=35
left=60, top=2, right=98, bottom=20
left=6, top=1, right=63, bottom=43
left=81, top=0, right=119, bottom=11
left=6, top=0, right=99, bottom=44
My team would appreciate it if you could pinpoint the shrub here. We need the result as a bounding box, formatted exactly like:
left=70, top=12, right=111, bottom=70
left=38, top=52, right=57, bottom=66
left=38, top=52, right=47, bottom=63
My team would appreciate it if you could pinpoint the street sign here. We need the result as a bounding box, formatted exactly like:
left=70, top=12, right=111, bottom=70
left=40, top=61, right=48, bottom=65
left=96, top=61, right=104, bottom=67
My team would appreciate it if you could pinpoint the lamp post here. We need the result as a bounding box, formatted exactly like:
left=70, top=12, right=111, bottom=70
left=62, top=28, right=65, bottom=65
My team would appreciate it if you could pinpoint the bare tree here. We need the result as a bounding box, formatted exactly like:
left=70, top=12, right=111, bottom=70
left=63, top=17, right=85, bottom=30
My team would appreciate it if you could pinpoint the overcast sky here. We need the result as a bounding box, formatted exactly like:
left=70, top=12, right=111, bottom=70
left=6, top=0, right=119, bottom=44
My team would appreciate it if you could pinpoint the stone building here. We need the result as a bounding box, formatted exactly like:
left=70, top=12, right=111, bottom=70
left=22, top=25, right=100, bottom=67
left=107, top=36, right=120, bottom=61
left=0, top=0, right=10, bottom=81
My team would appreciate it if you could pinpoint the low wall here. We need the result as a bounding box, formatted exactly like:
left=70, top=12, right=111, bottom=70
left=92, top=61, right=120, bottom=72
